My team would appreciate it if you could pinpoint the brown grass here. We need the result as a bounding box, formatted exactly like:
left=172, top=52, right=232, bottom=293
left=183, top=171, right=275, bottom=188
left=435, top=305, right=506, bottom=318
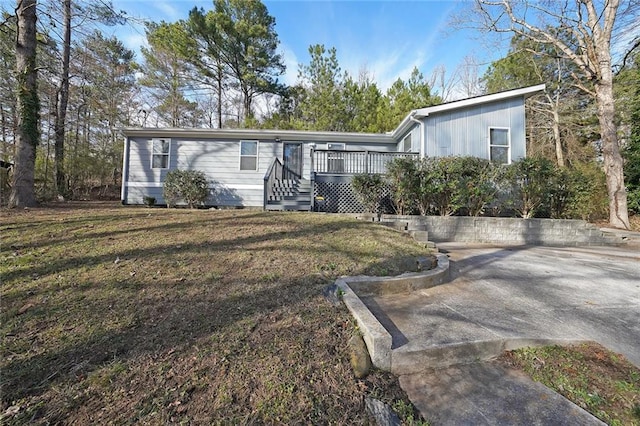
left=1, top=202, right=433, bottom=424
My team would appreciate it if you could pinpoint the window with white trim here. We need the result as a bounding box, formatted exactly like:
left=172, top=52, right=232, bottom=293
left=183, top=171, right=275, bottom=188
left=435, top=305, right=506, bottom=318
left=489, top=127, right=510, bottom=165
left=240, top=140, right=259, bottom=171
left=152, top=138, right=170, bottom=169
left=402, top=133, right=412, bottom=152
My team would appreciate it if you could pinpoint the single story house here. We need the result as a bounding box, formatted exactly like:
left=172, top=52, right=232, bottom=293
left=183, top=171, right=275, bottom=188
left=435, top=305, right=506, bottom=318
left=121, top=84, right=545, bottom=212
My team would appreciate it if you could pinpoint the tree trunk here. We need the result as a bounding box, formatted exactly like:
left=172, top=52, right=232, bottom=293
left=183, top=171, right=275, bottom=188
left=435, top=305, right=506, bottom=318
left=10, top=0, right=39, bottom=208
left=216, top=63, right=223, bottom=128
left=596, top=78, right=630, bottom=229
left=54, top=0, right=71, bottom=198
left=551, top=106, right=564, bottom=167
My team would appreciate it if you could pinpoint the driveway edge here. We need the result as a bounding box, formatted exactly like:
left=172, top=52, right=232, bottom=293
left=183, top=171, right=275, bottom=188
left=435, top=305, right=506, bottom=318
left=337, top=253, right=450, bottom=370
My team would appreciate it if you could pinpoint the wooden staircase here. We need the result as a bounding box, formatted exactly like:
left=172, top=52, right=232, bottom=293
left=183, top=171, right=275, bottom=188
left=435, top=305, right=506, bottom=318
left=265, top=179, right=312, bottom=211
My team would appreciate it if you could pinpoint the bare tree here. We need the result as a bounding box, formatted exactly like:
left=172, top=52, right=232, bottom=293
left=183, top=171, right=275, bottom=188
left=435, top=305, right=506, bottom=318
left=53, top=0, right=70, bottom=197
left=458, top=55, right=483, bottom=98
left=429, top=64, right=459, bottom=102
left=472, top=0, right=632, bottom=229
left=10, top=0, right=39, bottom=207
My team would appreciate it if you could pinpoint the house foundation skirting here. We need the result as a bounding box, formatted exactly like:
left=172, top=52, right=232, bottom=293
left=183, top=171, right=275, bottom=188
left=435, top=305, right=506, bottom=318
left=313, top=174, right=397, bottom=214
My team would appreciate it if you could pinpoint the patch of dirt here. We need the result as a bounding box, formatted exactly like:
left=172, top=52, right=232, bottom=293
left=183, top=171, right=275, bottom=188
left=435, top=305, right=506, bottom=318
left=497, top=342, right=640, bottom=425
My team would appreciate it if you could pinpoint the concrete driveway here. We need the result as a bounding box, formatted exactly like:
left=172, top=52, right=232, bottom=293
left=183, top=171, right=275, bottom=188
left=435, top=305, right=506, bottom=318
left=366, top=243, right=640, bottom=370
left=444, top=243, right=640, bottom=366
left=364, top=243, right=640, bottom=425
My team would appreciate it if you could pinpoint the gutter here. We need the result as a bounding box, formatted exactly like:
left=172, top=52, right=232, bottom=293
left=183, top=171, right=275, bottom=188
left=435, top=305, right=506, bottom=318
left=409, top=113, right=427, bottom=159
left=121, top=136, right=130, bottom=203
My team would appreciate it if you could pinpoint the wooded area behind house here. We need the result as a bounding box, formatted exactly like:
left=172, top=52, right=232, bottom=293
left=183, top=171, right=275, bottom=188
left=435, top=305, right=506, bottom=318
left=1, top=0, right=639, bottom=226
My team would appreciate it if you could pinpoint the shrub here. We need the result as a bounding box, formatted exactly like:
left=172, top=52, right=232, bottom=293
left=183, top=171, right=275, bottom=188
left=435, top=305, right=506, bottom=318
left=453, top=157, right=499, bottom=217
left=422, top=157, right=462, bottom=216
left=387, top=156, right=499, bottom=216
left=386, top=157, right=420, bottom=215
left=502, top=157, right=556, bottom=218
left=163, top=170, right=210, bottom=208
left=564, top=163, right=608, bottom=221
left=351, top=174, right=387, bottom=214
left=143, top=196, right=156, bottom=207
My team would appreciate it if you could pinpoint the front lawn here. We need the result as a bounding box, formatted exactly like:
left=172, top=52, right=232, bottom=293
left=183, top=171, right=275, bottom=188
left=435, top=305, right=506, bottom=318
left=1, top=203, right=431, bottom=424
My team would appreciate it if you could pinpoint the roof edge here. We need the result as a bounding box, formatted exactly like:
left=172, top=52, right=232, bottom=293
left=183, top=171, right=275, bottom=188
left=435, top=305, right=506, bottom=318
left=120, top=127, right=395, bottom=144
left=414, top=84, right=546, bottom=116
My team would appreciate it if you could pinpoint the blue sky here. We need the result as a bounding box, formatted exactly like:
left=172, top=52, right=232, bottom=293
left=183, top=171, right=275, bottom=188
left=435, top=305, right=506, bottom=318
left=110, top=0, right=495, bottom=96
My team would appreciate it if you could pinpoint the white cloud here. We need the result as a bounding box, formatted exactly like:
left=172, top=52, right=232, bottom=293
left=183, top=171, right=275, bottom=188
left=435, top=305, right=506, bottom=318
left=279, top=44, right=299, bottom=87
left=154, top=1, right=181, bottom=21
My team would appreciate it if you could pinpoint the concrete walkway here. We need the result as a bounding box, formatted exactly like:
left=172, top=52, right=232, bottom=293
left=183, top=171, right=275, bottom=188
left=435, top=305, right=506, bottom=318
left=365, top=243, right=640, bottom=425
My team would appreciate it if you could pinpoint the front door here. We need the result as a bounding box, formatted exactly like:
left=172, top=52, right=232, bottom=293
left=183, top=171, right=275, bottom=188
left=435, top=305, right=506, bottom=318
left=283, top=142, right=303, bottom=180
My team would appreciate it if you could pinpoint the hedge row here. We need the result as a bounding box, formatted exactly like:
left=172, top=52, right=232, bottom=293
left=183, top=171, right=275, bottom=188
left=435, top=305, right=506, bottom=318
left=352, top=156, right=608, bottom=220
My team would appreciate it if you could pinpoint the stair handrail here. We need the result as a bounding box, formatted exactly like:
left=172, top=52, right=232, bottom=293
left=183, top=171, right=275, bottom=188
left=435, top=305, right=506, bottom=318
left=263, top=157, right=283, bottom=210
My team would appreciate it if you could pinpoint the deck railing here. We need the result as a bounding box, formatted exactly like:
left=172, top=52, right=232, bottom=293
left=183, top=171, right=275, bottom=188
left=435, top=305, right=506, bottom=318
left=263, top=157, right=283, bottom=210
left=312, top=149, right=418, bottom=175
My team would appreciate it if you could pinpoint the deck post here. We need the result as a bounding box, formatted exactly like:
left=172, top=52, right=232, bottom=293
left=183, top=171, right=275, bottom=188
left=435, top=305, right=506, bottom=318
left=310, top=144, right=316, bottom=211
left=365, top=150, right=369, bottom=174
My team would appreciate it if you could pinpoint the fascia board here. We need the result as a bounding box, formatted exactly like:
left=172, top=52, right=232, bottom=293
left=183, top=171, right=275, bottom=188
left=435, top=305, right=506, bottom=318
left=414, top=84, right=546, bottom=116
left=120, top=128, right=394, bottom=144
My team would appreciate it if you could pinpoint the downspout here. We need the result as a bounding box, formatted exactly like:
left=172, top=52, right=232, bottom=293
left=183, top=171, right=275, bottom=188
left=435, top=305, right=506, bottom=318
left=409, top=113, right=426, bottom=159
left=121, top=135, right=130, bottom=204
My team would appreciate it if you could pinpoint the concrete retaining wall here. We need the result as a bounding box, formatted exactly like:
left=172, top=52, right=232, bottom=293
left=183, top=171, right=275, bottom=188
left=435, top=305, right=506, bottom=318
left=378, top=215, right=620, bottom=246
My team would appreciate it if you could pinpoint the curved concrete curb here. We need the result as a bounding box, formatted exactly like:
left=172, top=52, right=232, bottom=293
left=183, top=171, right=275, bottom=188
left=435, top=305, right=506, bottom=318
left=337, top=253, right=450, bottom=371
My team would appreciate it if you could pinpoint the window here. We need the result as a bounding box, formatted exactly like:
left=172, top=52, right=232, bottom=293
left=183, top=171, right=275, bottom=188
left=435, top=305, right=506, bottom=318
left=327, top=143, right=345, bottom=172
left=240, top=140, right=258, bottom=171
left=152, top=138, right=170, bottom=169
left=489, top=128, right=510, bottom=165
left=402, top=134, right=412, bottom=152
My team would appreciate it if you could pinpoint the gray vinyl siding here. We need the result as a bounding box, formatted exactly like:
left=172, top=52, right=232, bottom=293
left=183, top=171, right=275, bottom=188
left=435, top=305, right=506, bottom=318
left=397, top=126, right=420, bottom=152
left=423, top=97, right=525, bottom=161
left=124, top=137, right=278, bottom=207
left=123, top=136, right=396, bottom=206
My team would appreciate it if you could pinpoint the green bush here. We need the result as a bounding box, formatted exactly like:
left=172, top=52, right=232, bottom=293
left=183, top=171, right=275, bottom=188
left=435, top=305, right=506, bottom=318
left=564, top=163, right=608, bottom=221
left=421, top=157, right=462, bottom=216
left=351, top=174, right=387, bottom=214
left=163, top=169, right=210, bottom=208
left=383, top=155, right=608, bottom=220
left=387, top=157, right=420, bottom=215
left=502, top=157, right=556, bottom=218
left=453, top=157, right=499, bottom=217
left=624, top=136, right=640, bottom=215
left=628, top=188, right=640, bottom=215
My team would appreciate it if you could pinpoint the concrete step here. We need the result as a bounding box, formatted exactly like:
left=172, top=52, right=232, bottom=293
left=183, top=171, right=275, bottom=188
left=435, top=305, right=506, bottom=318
left=408, top=230, right=429, bottom=242
left=265, top=200, right=311, bottom=211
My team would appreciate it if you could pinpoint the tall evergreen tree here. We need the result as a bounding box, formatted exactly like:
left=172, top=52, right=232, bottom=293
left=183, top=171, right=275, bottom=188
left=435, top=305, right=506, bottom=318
left=214, top=0, right=284, bottom=121
left=382, top=67, right=441, bottom=131
left=66, top=31, right=136, bottom=195
left=297, top=44, right=347, bottom=131
left=139, top=21, right=198, bottom=127
left=188, top=0, right=284, bottom=126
